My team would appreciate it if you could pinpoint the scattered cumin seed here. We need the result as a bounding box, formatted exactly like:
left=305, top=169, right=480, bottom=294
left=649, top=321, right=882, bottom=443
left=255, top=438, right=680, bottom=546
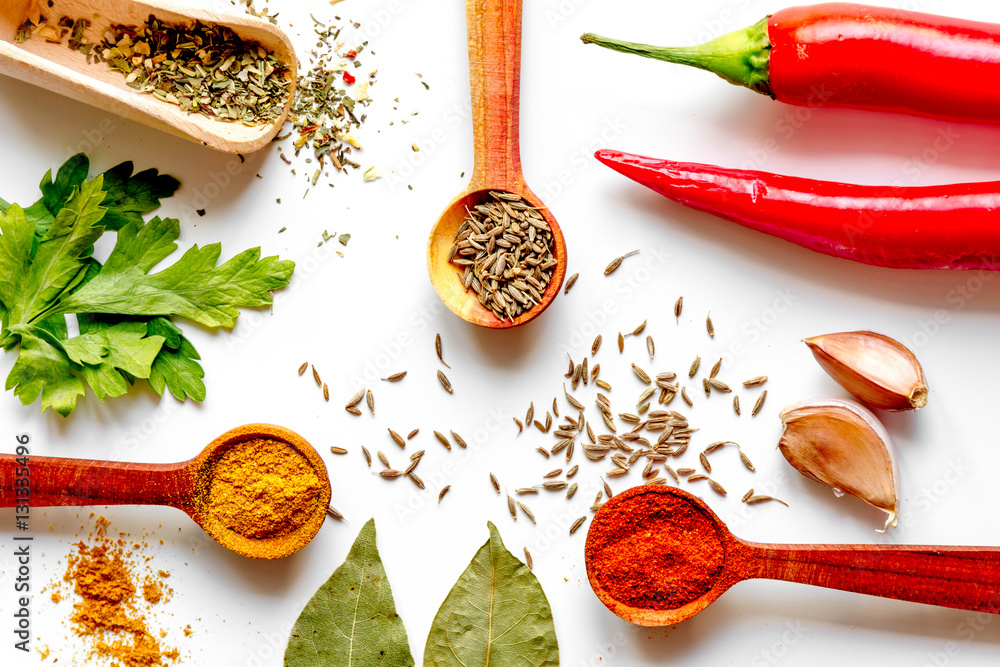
left=434, top=430, right=452, bottom=450
left=326, top=505, right=345, bottom=521
left=674, top=296, right=683, bottom=322
left=706, top=312, right=715, bottom=338
left=297, top=362, right=308, bottom=376
left=747, top=494, right=789, bottom=507
left=407, top=429, right=419, bottom=440
left=617, top=332, right=624, bottom=352
left=752, top=390, right=768, bottom=416
left=734, top=395, right=741, bottom=416
left=379, top=470, right=403, bottom=479
left=345, top=406, right=362, bottom=416
left=450, top=430, right=468, bottom=448
left=543, top=469, right=563, bottom=479
left=543, top=481, right=568, bottom=491
left=564, top=272, right=579, bottom=294
left=688, top=474, right=709, bottom=482
left=346, top=388, right=364, bottom=408
left=688, top=356, right=701, bottom=377
left=329, top=446, right=348, bottom=455
left=516, top=487, right=539, bottom=495
left=517, top=501, right=536, bottom=523
left=388, top=429, right=406, bottom=448
left=739, top=449, right=756, bottom=472
left=435, top=333, right=450, bottom=368
left=595, top=379, right=611, bottom=391
left=490, top=473, right=500, bottom=493
left=631, top=320, right=647, bottom=336
left=312, top=365, right=322, bottom=387
left=382, top=371, right=408, bottom=382
left=708, top=378, right=731, bottom=393
left=569, top=516, right=586, bottom=535
left=677, top=468, right=696, bottom=476
left=566, top=465, right=579, bottom=478
left=700, top=452, right=712, bottom=473
left=604, top=249, right=639, bottom=275
left=409, top=473, right=425, bottom=489
left=438, top=485, right=451, bottom=503
left=710, top=358, right=722, bottom=378
left=681, top=387, right=693, bottom=407
left=743, top=375, right=768, bottom=387
left=708, top=479, right=727, bottom=496
left=592, top=335, right=602, bottom=355
left=507, top=495, right=517, bottom=520
left=524, top=547, right=533, bottom=570
left=742, top=488, right=754, bottom=502
left=631, top=363, right=651, bottom=385
left=514, top=417, right=524, bottom=433
left=537, top=447, right=550, bottom=458
left=362, top=447, right=372, bottom=467
left=552, top=397, right=559, bottom=418
left=703, top=378, right=711, bottom=396
left=366, top=389, right=375, bottom=414
left=603, top=477, right=613, bottom=499
left=646, top=335, right=654, bottom=360
left=566, top=482, right=578, bottom=499
left=526, top=402, right=535, bottom=425
left=437, top=370, right=453, bottom=393
left=323, top=383, right=330, bottom=401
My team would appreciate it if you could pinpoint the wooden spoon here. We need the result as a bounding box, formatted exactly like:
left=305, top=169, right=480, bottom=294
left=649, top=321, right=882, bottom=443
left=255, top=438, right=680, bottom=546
left=585, top=485, right=1000, bottom=626
left=0, top=0, right=296, bottom=153
left=0, top=424, right=331, bottom=559
left=426, top=0, right=566, bottom=329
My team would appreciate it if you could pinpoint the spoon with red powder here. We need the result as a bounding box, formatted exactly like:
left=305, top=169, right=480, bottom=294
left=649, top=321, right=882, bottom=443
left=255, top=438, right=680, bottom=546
left=0, top=423, right=331, bottom=560
left=585, top=485, right=1000, bottom=626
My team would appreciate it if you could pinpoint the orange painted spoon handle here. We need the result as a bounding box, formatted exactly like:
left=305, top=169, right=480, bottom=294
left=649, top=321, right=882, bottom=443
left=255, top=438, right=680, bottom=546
left=0, top=454, right=195, bottom=509
left=466, top=0, right=524, bottom=192
left=742, top=541, right=1000, bottom=613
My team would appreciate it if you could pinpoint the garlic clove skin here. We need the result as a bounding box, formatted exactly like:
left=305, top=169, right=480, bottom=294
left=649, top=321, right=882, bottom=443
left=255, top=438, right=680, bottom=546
left=779, top=397, right=899, bottom=532
left=804, top=331, right=928, bottom=411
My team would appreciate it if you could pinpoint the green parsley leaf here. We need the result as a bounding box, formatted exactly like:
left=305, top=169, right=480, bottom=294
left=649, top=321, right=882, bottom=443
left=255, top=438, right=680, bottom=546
left=6, top=177, right=106, bottom=329
left=148, top=333, right=205, bottom=402
left=56, top=218, right=294, bottom=328
left=74, top=320, right=165, bottom=400
left=0, top=204, right=35, bottom=311
left=4, top=328, right=85, bottom=417
left=99, top=162, right=181, bottom=232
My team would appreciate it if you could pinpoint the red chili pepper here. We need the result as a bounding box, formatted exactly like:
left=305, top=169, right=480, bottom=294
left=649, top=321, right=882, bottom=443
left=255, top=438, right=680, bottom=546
left=345, top=49, right=358, bottom=59
left=595, top=149, right=1000, bottom=270
left=343, top=71, right=356, bottom=84
left=582, top=3, right=1000, bottom=124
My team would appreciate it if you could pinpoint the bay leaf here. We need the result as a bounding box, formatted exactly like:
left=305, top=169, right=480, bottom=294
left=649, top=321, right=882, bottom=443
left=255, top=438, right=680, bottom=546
left=424, top=522, right=559, bottom=666
left=285, top=518, right=413, bottom=667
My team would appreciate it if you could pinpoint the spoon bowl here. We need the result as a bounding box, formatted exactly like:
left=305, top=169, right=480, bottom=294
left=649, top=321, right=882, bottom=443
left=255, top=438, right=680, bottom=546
left=427, top=0, right=566, bottom=328
left=586, top=485, right=1000, bottom=626
left=0, top=423, right=330, bottom=559
left=428, top=186, right=566, bottom=328
left=0, top=0, right=296, bottom=153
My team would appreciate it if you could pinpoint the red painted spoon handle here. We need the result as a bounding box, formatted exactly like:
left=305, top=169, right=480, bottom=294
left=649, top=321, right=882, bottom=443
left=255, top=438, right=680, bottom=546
left=466, top=0, right=524, bottom=192
left=744, top=542, right=1000, bottom=613
left=0, top=454, right=195, bottom=509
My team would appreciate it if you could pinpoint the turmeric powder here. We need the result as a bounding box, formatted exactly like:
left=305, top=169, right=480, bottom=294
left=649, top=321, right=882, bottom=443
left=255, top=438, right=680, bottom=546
left=54, top=518, right=180, bottom=667
left=203, top=437, right=322, bottom=539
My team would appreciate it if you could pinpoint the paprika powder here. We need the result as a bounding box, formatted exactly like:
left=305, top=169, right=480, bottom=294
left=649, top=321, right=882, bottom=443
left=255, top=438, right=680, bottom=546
left=585, top=486, right=725, bottom=611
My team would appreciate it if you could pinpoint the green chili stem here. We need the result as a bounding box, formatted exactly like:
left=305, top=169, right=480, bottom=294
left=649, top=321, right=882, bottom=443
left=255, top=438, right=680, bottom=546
left=581, top=17, right=773, bottom=96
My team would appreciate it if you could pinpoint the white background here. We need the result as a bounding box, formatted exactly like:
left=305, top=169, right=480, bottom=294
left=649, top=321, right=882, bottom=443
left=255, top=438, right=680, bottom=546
left=2, top=0, right=1000, bottom=665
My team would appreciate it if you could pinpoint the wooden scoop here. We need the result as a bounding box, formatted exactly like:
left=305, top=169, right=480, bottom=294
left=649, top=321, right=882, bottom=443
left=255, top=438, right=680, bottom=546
left=0, top=424, right=331, bottom=559
left=585, top=485, right=1000, bottom=626
left=0, top=0, right=296, bottom=153
left=426, top=0, right=566, bottom=329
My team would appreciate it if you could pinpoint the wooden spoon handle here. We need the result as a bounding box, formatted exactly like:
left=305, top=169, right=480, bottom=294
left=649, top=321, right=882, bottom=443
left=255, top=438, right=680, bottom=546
left=0, top=454, right=195, bottom=509
left=465, top=0, right=524, bottom=192
left=745, top=542, right=1000, bottom=613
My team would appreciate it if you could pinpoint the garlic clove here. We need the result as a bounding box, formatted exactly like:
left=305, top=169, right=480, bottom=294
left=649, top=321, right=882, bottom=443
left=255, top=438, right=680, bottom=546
left=804, top=331, right=928, bottom=411
left=779, top=397, right=899, bottom=531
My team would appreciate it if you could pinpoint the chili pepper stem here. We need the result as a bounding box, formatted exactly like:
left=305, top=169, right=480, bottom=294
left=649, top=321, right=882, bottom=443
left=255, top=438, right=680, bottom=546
left=581, top=17, right=773, bottom=96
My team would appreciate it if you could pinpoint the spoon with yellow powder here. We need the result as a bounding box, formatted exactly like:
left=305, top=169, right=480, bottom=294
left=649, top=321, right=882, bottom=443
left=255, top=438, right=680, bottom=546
left=0, top=423, right=331, bottom=559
